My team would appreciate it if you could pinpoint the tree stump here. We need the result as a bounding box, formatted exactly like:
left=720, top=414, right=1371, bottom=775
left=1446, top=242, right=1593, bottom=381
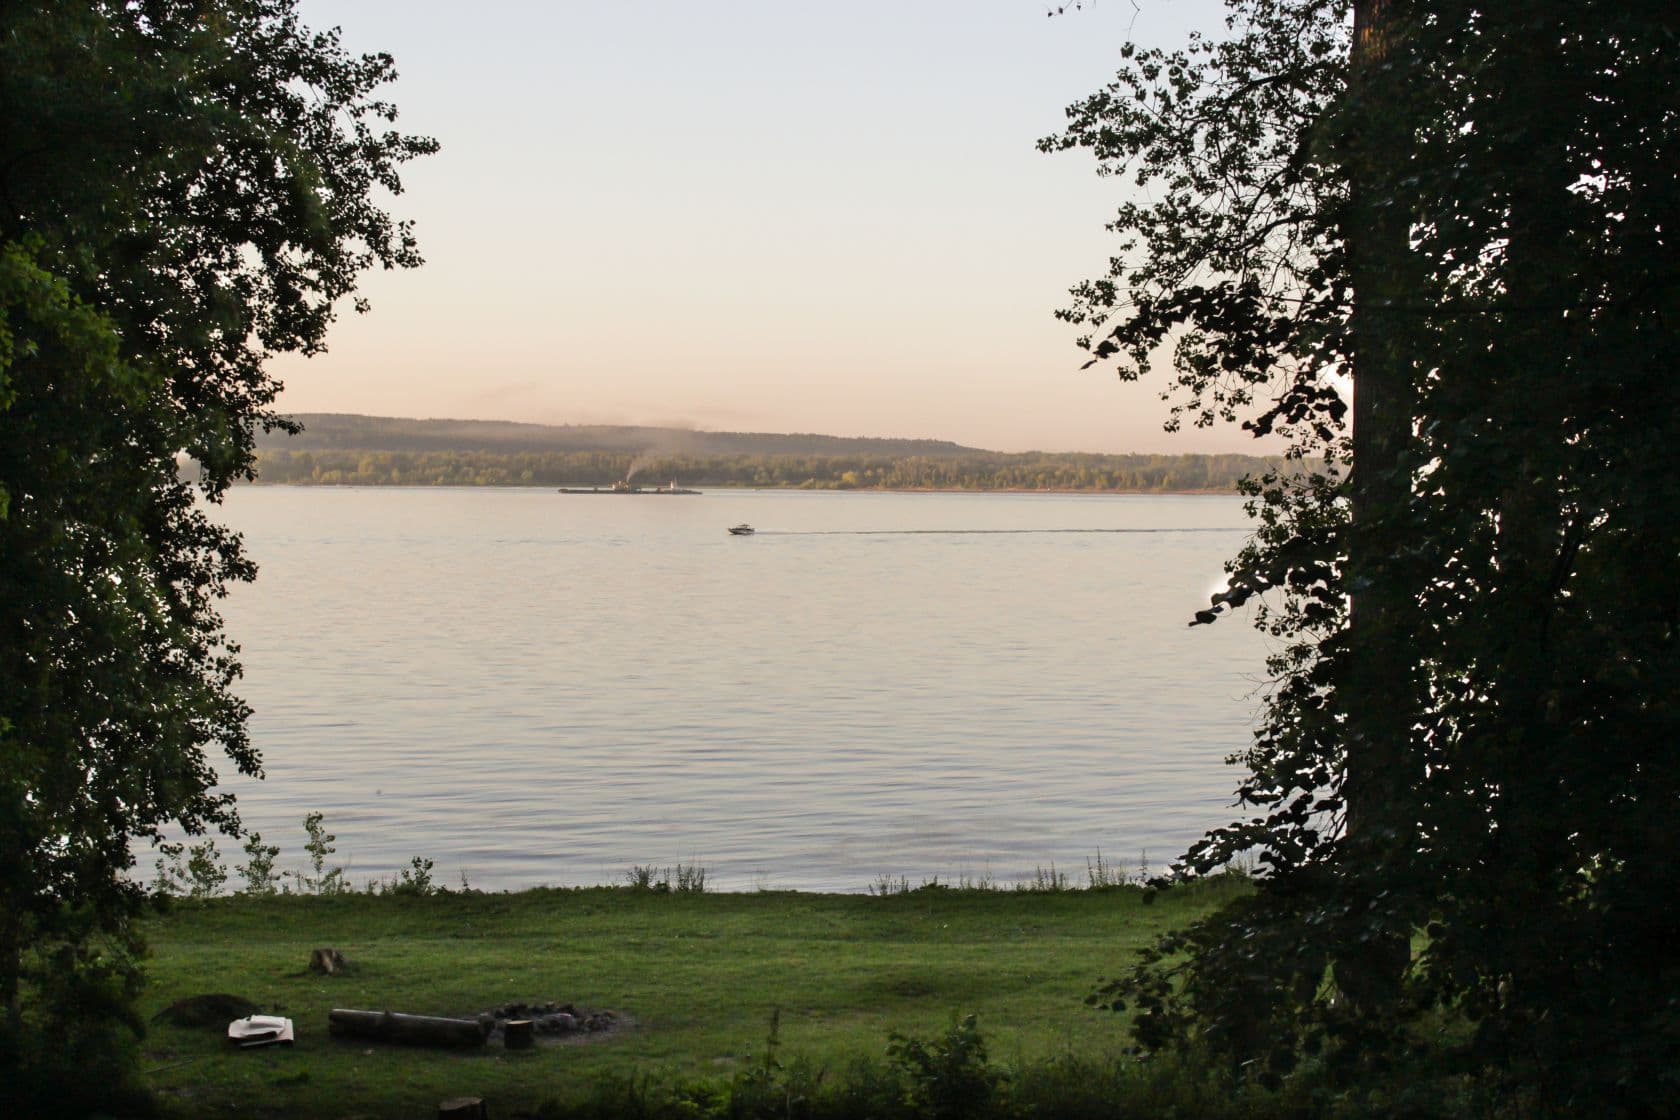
left=309, top=947, right=346, bottom=975
left=438, top=1097, right=486, bottom=1120
left=503, top=1018, right=534, bottom=1050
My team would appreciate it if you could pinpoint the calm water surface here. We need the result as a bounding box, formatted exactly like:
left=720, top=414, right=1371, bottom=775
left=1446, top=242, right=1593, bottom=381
left=211, top=487, right=1266, bottom=891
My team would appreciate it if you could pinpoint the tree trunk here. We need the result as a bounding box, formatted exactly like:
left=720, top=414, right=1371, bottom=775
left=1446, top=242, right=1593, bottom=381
left=1479, top=13, right=1574, bottom=1042
left=327, top=1009, right=488, bottom=1048
left=1337, top=0, right=1418, bottom=1009
left=1, top=918, right=19, bottom=1037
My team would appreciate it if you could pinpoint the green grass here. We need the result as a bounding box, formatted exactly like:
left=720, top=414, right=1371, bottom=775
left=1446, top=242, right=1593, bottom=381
left=138, top=878, right=1248, bottom=1118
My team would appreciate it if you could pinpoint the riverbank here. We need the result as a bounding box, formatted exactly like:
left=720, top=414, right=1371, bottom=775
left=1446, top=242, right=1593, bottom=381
left=139, top=878, right=1249, bottom=1118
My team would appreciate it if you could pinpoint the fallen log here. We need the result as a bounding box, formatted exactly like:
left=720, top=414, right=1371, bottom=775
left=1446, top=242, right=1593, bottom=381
left=328, top=1008, right=488, bottom=1049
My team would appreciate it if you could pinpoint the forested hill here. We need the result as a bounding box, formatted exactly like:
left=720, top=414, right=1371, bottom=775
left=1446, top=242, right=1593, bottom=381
left=260, top=413, right=977, bottom=459
left=251, top=413, right=1300, bottom=492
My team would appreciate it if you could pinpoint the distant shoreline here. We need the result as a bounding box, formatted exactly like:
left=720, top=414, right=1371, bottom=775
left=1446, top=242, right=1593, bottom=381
left=246, top=413, right=1306, bottom=493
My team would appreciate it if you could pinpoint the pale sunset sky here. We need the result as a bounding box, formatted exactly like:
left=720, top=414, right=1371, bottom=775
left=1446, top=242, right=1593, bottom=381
left=280, top=0, right=1260, bottom=454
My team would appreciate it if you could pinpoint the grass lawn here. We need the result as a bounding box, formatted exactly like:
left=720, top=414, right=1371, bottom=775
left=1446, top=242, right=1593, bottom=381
left=138, top=879, right=1244, bottom=1118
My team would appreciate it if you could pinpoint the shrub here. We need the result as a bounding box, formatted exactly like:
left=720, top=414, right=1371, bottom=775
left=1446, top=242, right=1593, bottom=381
left=238, top=831, right=282, bottom=895
left=151, top=838, right=228, bottom=899
left=392, top=856, right=437, bottom=896
left=293, top=811, right=347, bottom=895
left=886, top=1014, right=1004, bottom=1120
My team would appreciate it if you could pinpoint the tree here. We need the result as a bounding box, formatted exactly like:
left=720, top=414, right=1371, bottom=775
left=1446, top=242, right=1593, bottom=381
left=0, top=2, right=433, bottom=1106
left=1047, top=0, right=1680, bottom=1107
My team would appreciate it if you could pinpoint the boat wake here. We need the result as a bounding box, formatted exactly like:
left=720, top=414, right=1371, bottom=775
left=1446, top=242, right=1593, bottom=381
left=753, top=527, right=1247, bottom=536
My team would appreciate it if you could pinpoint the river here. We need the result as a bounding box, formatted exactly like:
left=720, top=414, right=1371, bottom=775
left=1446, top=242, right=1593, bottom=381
left=204, top=486, right=1266, bottom=892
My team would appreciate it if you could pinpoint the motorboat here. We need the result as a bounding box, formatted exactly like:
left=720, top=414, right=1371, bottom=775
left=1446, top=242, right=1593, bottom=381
left=728, top=524, right=755, bottom=536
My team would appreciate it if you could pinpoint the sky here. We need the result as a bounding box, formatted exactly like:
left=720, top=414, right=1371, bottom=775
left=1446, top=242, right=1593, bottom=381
left=278, top=0, right=1259, bottom=455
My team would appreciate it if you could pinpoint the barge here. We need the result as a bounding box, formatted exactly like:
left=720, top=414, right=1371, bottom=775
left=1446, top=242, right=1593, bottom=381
left=557, top=480, right=701, bottom=495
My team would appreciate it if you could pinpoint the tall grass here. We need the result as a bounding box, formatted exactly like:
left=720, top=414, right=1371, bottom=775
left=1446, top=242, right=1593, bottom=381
left=867, top=852, right=1163, bottom=896
left=623, top=862, right=708, bottom=893
left=530, top=1013, right=1469, bottom=1120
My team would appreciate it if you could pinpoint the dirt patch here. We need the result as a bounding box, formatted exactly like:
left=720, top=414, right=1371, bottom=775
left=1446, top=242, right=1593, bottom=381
left=152, top=993, right=260, bottom=1029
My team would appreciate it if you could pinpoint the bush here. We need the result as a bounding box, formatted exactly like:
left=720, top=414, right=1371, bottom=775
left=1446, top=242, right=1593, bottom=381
left=886, top=1014, right=1004, bottom=1120
left=151, top=839, right=227, bottom=900
left=2, top=934, right=151, bottom=1118
left=391, top=856, right=437, bottom=896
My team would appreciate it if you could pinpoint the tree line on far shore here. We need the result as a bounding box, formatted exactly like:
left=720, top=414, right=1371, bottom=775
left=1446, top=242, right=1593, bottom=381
left=250, top=446, right=1301, bottom=492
